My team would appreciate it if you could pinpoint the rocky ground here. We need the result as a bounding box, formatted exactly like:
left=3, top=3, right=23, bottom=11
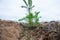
left=0, top=19, right=60, bottom=40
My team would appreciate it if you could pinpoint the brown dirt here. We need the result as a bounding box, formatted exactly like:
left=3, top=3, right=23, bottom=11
left=0, top=19, right=60, bottom=40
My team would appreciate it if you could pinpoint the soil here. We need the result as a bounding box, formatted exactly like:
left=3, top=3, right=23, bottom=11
left=0, top=19, right=60, bottom=40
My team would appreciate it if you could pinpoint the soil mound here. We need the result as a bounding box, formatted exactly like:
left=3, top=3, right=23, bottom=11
left=0, top=19, right=60, bottom=40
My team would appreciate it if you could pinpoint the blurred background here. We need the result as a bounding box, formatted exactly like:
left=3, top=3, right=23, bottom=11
left=0, top=0, right=60, bottom=22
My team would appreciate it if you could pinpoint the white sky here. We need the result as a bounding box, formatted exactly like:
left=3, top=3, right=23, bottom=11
left=0, top=0, right=60, bottom=22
